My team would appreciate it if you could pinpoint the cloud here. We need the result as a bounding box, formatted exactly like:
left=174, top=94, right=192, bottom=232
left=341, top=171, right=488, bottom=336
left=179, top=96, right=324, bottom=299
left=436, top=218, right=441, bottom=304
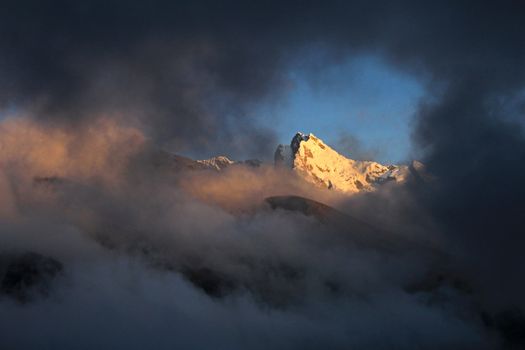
left=0, top=116, right=507, bottom=348
left=333, top=133, right=382, bottom=161
left=0, top=1, right=521, bottom=160
left=1, top=1, right=525, bottom=348
left=0, top=182, right=495, bottom=349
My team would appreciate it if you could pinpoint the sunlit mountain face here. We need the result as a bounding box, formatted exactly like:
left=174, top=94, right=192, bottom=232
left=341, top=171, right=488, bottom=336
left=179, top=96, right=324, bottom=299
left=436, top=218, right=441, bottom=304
left=1, top=1, right=525, bottom=349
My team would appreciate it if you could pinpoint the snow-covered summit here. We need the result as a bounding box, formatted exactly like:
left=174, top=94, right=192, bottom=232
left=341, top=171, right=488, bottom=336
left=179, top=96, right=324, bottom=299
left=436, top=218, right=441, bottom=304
left=197, top=156, right=235, bottom=170
left=154, top=152, right=259, bottom=173
left=275, top=132, right=412, bottom=194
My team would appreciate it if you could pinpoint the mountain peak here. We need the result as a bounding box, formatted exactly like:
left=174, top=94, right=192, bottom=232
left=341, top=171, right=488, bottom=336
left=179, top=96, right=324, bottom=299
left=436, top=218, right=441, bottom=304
left=197, top=156, right=235, bottom=170
left=275, top=132, right=411, bottom=194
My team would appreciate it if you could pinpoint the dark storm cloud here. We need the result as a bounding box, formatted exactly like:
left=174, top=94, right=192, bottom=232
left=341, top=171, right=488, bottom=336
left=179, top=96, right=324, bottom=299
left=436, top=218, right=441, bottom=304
left=377, top=1, right=525, bottom=311
left=2, top=1, right=522, bottom=159
left=0, top=1, right=300, bottom=158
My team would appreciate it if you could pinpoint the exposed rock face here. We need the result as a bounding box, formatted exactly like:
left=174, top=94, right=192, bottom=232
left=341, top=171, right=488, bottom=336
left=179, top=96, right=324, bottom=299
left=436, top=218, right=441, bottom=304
left=274, top=144, right=293, bottom=168
left=275, top=132, right=412, bottom=194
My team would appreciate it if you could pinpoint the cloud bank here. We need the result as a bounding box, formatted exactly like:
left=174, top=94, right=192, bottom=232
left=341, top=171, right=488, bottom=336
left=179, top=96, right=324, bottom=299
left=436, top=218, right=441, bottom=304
left=0, top=1, right=524, bottom=349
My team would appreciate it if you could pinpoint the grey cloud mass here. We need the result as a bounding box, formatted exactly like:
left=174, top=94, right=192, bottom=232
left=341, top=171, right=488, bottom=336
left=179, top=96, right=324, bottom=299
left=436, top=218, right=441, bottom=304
left=1, top=0, right=525, bottom=349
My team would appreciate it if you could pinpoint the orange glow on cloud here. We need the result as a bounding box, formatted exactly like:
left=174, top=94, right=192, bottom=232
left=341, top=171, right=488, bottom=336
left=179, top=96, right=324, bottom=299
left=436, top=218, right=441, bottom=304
left=0, top=116, right=145, bottom=184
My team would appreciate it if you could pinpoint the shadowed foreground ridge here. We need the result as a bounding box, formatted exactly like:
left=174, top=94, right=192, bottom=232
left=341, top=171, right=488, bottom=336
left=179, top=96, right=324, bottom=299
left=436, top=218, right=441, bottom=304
left=265, top=195, right=346, bottom=222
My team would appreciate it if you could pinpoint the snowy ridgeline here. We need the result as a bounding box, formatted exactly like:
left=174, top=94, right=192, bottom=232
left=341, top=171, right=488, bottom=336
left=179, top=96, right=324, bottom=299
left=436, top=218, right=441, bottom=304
left=172, top=132, right=423, bottom=195
left=275, top=132, right=421, bottom=194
